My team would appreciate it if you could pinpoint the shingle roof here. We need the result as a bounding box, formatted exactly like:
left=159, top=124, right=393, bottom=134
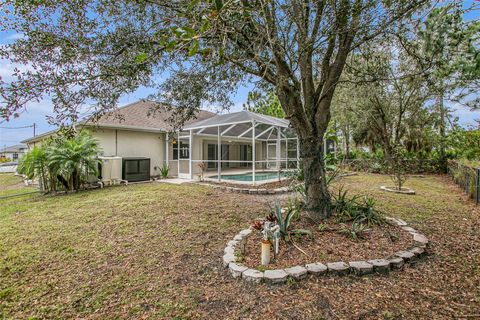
left=183, top=110, right=290, bottom=130
left=83, top=100, right=216, bottom=131
left=22, top=100, right=216, bottom=143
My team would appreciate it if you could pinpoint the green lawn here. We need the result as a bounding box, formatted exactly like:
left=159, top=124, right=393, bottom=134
left=0, top=173, right=478, bottom=319
left=0, top=173, right=36, bottom=197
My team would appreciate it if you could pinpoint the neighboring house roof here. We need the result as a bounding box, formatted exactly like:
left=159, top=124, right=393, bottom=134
left=21, top=100, right=216, bottom=144
left=183, top=110, right=290, bottom=130
left=1, top=144, right=27, bottom=153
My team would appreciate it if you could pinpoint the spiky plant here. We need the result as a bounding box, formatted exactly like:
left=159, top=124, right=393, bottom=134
left=272, top=201, right=311, bottom=241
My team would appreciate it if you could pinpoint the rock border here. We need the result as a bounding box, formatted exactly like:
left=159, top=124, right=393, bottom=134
left=380, top=186, right=416, bottom=195
left=197, top=182, right=298, bottom=195
left=223, top=216, right=428, bottom=284
left=197, top=172, right=356, bottom=195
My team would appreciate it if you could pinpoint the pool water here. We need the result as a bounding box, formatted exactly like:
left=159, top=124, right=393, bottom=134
left=210, top=171, right=288, bottom=182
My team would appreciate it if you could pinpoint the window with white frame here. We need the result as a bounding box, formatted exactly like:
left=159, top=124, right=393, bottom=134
left=173, top=141, right=189, bottom=160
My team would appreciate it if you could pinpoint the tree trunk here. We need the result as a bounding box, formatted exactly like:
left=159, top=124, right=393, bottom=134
left=437, top=91, right=447, bottom=173
left=383, top=139, right=392, bottom=163
left=57, top=175, right=69, bottom=190
left=300, top=137, right=331, bottom=218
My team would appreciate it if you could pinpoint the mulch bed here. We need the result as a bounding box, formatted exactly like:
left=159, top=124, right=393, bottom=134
left=242, top=217, right=412, bottom=269
left=201, top=178, right=294, bottom=190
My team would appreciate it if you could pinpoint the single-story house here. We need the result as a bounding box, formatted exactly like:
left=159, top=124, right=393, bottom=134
left=0, top=144, right=28, bottom=162
left=22, top=100, right=300, bottom=184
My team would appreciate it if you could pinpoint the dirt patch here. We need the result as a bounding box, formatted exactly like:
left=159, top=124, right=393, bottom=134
left=242, top=218, right=412, bottom=269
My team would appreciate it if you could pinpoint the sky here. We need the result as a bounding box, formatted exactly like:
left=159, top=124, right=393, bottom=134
left=0, top=1, right=479, bottom=148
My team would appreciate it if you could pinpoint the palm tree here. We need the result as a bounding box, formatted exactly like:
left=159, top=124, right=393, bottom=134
left=18, top=145, right=50, bottom=191
left=48, top=131, right=101, bottom=191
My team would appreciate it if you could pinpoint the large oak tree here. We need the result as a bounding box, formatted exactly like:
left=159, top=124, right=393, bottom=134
left=0, top=0, right=429, bottom=216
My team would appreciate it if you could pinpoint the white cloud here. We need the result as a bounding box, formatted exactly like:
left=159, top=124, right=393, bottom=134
left=0, top=58, right=31, bottom=82
left=4, top=33, right=24, bottom=41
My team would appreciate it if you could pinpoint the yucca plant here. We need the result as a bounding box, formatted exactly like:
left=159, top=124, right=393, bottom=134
left=272, top=201, right=311, bottom=241
left=331, top=187, right=360, bottom=220
left=351, top=196, right=385, bottom=226
left=160, top=164, right=169, bottom=178
left=338, top=222, right=371, bottom=241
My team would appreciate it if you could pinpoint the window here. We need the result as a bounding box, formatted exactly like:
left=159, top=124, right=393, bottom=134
left=12, top=153, right=18, bottom=160
left=173, top=141, right=189, bottom=160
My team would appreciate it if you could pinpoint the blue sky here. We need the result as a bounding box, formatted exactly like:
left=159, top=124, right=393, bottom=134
left=0, top=2, right=479, bottom=147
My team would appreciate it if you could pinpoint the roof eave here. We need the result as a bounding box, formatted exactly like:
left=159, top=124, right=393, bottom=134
left=82, top=123, right=167, bottom=133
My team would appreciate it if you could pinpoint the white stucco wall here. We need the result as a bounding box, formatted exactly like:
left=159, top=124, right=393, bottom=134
left=89, top=128, right=165, bottom=176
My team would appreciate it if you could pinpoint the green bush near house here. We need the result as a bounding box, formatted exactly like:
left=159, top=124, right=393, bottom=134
left=0, top=157, right=13, bottom=163
left=18, top=131, right=101, bottom=193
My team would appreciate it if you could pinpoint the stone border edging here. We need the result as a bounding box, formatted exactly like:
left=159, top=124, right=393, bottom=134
left=223, top=216, right=428, bottom=284
left=197, top=182, right=299, bottom=195
left=380, top=186, right=416, bottom=195
left=197, top=172, right=356, bottom=195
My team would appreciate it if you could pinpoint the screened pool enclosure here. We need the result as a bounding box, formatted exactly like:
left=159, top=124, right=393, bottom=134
left=165, top=111, right=299, bottom=185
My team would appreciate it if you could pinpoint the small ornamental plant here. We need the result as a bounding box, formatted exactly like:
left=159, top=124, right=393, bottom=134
left=197, top=162, right=207, bottom=181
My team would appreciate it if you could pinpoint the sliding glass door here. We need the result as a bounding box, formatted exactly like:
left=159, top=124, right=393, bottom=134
left=207, top=144, right=230, bottom=169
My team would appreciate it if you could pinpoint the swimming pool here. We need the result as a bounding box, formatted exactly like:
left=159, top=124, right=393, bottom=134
left=210, top=171, right=288, bottom=182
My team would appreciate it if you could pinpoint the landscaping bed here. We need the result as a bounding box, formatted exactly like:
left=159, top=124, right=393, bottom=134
left=241, top=219, right=412, bottom=269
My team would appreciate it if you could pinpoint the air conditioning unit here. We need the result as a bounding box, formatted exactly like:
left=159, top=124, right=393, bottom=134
left=98, top=156, right=123, bottom=185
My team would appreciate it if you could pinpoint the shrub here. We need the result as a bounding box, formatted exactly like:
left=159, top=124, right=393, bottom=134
left=48, top=132, right=101, bottom=191
left=18, top=145, right=51, bottom=191
left=18, top=131, right=101, bottom=192
left=197, top=162, right=206, bottom=181
left=448, top=160, right=478, bottom=201
left=387, top=146, right=408, bottom=190
left=0, top=157, right=12, bottom=163
left=271, top=201, right=311, bottom=242
left=160, top=164, right=169, bottom=178
left=337, top=222, right=371, bottom=241
left=353, top=196, right=385, bottom=226
left=331, top=189, right=385, bottom=226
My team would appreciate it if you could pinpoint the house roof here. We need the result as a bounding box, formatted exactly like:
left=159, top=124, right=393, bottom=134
left=83, top=100, right=216, bottom=131
left=22, top=100, right=216, bottom=143
left=183, top=110, right=290, bottom=130
left=1, top=144, right=27, bottom=153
